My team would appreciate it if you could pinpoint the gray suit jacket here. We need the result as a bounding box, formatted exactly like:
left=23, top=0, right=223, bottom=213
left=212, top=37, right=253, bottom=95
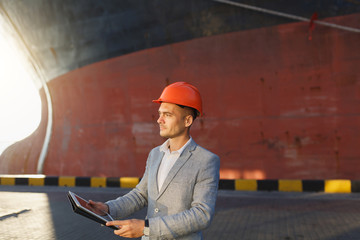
left=106, top=139, right=220, bottom=240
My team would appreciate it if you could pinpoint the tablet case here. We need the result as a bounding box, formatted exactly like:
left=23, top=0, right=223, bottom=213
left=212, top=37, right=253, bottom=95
left=67, top=191, right=118, bottom=230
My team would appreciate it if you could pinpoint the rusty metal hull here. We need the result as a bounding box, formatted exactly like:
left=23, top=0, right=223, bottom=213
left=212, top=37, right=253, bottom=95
left=0, top=2, right=360, bottom=179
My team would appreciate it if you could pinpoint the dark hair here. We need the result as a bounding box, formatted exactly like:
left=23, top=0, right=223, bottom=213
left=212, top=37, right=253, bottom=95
left=177, top=104, right=199, bottom=121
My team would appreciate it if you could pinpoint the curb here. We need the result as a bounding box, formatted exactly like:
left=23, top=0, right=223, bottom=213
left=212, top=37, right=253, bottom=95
left=0, top=175, right=359, bottom=193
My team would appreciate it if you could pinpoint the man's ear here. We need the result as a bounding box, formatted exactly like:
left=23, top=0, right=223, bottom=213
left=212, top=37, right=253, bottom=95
left=184, top=115, right=193, bottom=128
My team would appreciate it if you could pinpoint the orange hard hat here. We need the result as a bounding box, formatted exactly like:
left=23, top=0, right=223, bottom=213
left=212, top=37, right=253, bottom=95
left=153, top=82, right=203, bottom=116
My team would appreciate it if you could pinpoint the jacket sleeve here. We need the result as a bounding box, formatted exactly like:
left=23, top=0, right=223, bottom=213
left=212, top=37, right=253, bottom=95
left=105, top=152, right=151, bottom=219
left=150, top=154, right=220, bottom=239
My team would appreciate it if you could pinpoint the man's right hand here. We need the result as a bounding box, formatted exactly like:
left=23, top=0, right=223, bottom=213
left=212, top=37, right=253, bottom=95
left=87, top=200, right=109, bottom=216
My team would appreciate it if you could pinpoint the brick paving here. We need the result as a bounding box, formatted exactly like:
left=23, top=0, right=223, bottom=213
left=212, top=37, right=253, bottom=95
left=1, top=186, right=360, bottom=240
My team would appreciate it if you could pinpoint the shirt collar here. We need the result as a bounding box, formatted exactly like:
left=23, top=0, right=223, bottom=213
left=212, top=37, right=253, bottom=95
left=160, top=137, right=193, bottom=155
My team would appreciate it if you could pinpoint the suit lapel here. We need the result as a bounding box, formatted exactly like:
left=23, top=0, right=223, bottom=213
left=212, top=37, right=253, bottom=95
left=149, top=149, right=164, bottom=196
left=156, top=140, right=197, bottom=200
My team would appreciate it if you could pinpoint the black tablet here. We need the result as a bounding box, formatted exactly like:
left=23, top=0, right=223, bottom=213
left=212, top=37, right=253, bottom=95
left=67, top=191, right=118, bottom=230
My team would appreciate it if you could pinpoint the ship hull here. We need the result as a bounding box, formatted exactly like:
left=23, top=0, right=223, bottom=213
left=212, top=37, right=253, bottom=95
left=0, top=1, right=359, bottom=179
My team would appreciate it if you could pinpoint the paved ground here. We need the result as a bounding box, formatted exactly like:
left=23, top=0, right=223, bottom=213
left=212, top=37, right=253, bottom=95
left=1, top=186, right=360, bottom=240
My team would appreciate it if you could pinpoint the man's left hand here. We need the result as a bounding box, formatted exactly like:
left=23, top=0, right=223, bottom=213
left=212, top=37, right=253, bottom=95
left=106, top=219, right=145, bottom=238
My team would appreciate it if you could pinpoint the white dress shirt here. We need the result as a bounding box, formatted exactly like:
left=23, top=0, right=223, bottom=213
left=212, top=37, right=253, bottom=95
left=157, top=137, right=192, bottom=191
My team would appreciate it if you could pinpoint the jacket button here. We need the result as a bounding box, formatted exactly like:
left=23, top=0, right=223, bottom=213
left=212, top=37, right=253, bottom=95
left=154, top=208, right=159, bottom=213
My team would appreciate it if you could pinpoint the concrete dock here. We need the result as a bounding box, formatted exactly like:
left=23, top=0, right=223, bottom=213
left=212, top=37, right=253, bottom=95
left=1, top=186, right=360, bottom=240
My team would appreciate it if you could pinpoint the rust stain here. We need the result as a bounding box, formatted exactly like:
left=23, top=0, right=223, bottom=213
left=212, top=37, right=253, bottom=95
left=199, top=118, right=204, bottom=130
left=294, top=136, right=302, bottom=149
left=285, top=131, right=290, bottom=142
left=50, top=47, right=58, bottom=62
left=334, top=134, right=341, bottom=174
left=335, top=150, right=340, bottom=174
left=260, top=131, right=265, bottom=141
left=310, top=86, right=321, bottom=92
left=256, top=137, right=285, bottom=150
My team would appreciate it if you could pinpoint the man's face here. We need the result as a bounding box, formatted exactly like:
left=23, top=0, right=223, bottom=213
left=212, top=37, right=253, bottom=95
left=157, top=102, right=189, bottom=139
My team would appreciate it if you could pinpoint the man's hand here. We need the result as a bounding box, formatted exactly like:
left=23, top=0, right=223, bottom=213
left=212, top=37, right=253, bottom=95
left=106, top=219, right=145, bottom=238
left=87, top=200, right=109, bottom=216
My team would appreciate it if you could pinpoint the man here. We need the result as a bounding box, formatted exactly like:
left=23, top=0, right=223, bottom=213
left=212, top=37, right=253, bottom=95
left=88, top=82, right=220, bottom=239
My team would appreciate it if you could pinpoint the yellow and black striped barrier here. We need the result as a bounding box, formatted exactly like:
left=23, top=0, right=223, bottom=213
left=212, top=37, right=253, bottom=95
left=0, top=175, right=358, bottom=193
left=0, top=175, right=139, bottom=188
left=219, top=179, right=355, bottom=193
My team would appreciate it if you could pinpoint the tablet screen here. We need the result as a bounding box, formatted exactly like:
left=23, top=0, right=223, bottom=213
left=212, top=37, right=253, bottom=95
left=71, top=192, right=114, bottom=221
left=74, top=194, right=95, bottom=212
